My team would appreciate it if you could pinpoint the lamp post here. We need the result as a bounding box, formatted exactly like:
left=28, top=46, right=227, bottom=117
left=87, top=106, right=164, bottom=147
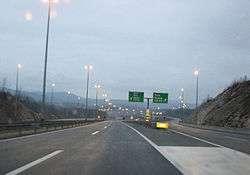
left=16, top=64, right=22, bottom=102
left=42, top=0, right=53, bottom=106
left=180, top=88, right=184, bottom=109
left=77, top=96, right=81, bottom=107
left=67, top=91, right=71, bottom=103
left=103, top=93, right=108, bottom=113
left=67, top=91, right=71, bottom=117
left=194, top=70, right=199, bottom=109
left=194, top=69, right=199, bottom=119
left=95, top=85, right=101, bottom=107
left=41, top=0, right=60, bottom=105
left=50, top=83, right=55, bottom=105
left=180, top=88, right=184, bottom=117
left=84, top=65, right=93, bottom=118
left=95, top=85, right=101, bottom=117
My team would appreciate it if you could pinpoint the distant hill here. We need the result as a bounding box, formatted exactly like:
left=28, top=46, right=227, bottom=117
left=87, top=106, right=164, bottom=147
left=17, top=91, right=194, bottom=110
left=110, top=99, right=192, bottom=110
left=0, top=90, right=107, bottom=123
left=185, top=80, right=250, bottom=128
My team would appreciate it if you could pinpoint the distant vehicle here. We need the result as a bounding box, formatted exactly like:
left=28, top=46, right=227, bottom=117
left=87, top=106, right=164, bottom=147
left=150, top=115, right=169, bottom=129
left=145, top=109, right=152, bottom=125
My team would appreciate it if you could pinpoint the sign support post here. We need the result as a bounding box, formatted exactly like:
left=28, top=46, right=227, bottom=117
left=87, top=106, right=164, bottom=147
left=144, top=97, right=152, bottom=109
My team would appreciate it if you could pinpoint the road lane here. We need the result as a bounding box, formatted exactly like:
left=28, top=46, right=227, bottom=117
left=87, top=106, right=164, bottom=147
left=126, top=122, right=250, bottom=175
left=6, top=150, right=63, bottom=175
left=172, top=123, right=250, bottom=154
left=2, top=120, right=249, bottom=175
left=0, top=121, right=110, bottom=174
left=126, top=122, right=215, bottom=147
left=20, top=121, right=181, bottom=175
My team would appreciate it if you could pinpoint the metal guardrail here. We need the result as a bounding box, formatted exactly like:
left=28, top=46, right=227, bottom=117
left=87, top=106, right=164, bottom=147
left=0, top=118, right=104, bottom=139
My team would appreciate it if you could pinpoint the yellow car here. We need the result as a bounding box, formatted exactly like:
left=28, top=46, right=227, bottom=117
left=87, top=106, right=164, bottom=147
left=151, top=115, right=170, bottom=129
left=156, top=121, right=169, bottom=129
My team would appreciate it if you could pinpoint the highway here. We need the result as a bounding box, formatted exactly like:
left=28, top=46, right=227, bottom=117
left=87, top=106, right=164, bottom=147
left=0, top=121, right=250, bottom=175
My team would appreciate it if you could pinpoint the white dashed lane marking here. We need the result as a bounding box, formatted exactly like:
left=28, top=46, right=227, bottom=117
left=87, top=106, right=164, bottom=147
left=6, top=150, right=63, bottom=175
left=91, top=131, right=100, bottom=135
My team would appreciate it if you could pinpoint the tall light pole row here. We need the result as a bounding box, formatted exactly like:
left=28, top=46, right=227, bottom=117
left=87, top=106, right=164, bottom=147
left=46, top=64, right=102, bottom=118
left=179, top=69, right=199, bottom=113
left=22, top=0, right=200, bottom=119
left=179, top=88, right=184, bottom=109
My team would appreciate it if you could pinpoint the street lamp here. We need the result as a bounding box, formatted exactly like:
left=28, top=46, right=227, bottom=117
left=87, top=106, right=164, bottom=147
left=42, top=0, right=52, bottom=106
left=42, top=0, right=59, bottom=106
left=66, top=91, right=71, bottom=117
left=67, top=91, right=71, bottom=104
left=77, top=96, right=81, bottom=107
left=94, top=84, right=101, bottom=117
left=180, top=88, right=184, bottom=109
left=94, top=85, right=101, bottom=106
left=50, top=83, right=55, bottom=105
left=24, top=11, right=33, bottom=21
left=193, top=70, right=199, bottom=109
left=16, top=64, right=22, bottom=101
left=84, top=64, right=93, bottom=118
left=103, top=93, right=107, bottom=98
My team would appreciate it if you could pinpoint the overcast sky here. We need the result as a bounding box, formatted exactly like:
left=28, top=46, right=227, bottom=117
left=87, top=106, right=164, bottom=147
left=0, top=0, right=250, bottom=103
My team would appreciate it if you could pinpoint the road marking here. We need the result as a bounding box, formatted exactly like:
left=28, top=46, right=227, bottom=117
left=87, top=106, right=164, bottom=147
left=123, top=122, right=250, bottom=175
left=0, top=121, right=108, bottom=143
left=170, top=129, right=250, bottom=155
left=91, top=131, right=100, bottom=135
left=223, top=135, right=248, bottom=142
left=123, top=122, right=186, bottom=174
left=157, top=146, right=250, bottom=175
left=169, top=129, right=221, bottom=147
left=6, top=150, right=63, bottom=175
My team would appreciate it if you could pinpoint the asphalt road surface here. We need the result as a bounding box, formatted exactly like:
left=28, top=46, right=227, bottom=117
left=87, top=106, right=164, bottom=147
left=0, top=121, right=250, bottom=175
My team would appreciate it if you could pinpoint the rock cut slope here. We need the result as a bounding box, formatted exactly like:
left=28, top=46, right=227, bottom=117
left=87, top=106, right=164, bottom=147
left=187, top=80, right=250, bottom=128
left=0, top=91, right=39, bottom=123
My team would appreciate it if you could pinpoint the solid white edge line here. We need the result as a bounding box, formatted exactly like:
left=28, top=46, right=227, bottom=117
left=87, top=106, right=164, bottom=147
left=0, top=121, right=108, bottom=143
left=169, top=129, right=250, bottom=157
left=123, top=122, right=250, bottom=175
left=169, top=129, right=222, bottom=147
left=92, top=131, right=100, bottom=135
left=122, top=122, right=187, bottom=175
left=123, top=122, right=249, bottom=156
left=6, top=150, right=63, bottom=175
left=223, top=135, right=248, bottom=142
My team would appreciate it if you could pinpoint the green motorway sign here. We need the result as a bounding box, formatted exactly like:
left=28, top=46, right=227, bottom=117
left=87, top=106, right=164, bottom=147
left=153, top=92, right=168, bottom=103
left=128, top=91, right=144, bottom=102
